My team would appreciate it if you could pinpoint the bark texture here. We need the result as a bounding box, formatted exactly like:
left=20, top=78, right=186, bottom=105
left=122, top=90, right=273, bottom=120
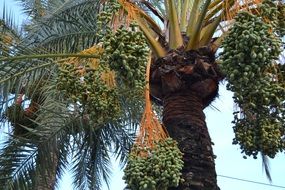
left=163, top=91, right=219, bottom=190
left=34, top=145, right=58, bottom=190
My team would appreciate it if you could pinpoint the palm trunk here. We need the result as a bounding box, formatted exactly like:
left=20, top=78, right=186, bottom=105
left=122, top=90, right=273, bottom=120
left=150, top=47, right=224, bottom=190
left=163, top=90, right=219, bottom=190
left=34, top=146, right=58, bottom=190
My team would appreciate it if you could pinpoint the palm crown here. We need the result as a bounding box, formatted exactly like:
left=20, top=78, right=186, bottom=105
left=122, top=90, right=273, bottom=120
left=0, top=0, right=284, bottom=189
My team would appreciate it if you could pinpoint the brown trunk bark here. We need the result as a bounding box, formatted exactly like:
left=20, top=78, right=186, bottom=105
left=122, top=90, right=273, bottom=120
left=163, top=90, right=219, bottom=190
left=34, top=147, right=58, bottom=190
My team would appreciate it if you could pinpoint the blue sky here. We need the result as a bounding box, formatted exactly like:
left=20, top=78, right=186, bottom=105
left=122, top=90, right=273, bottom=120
left=1, top=1, right=285, bottom=190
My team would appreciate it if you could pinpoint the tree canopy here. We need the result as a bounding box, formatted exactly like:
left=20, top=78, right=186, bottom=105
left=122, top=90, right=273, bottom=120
left=0, top=0, right=284, bottom=189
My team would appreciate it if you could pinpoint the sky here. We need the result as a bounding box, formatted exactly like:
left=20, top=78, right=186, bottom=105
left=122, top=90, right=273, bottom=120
left=1, top=1, right=285, bottom=190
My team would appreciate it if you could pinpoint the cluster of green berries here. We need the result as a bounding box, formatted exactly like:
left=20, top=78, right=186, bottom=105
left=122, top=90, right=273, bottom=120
left=56, top=64, right=121, bottom=124
left=220, top=11, right=285, bottom=158
left=233, top=116, right=285, bottom=158
left=101, top=25, right=149, bottom=92
left=97, top=0, right=121, bottom=25
left=123, top=138, right=184, bottom=190
left=259, top=0, right=285, bottom=36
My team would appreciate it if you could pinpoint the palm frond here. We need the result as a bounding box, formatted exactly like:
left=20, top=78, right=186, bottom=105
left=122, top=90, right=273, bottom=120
left=261, top=153, right=272, bottom=182
left=0, top=5, right=23, bottom=62
left=70, top=100, right=141, bottom=189
left=167, top=0, right=183, bottom=49
left=0, top=60, right=53, bottom=115
left=28, top=76, right=140, bottom=189
left=138, top=0, right=165, bottom=23
left=0, top=4, right=22, bottom=39
left=22, top=0, right=102, bottom=53
left=107, top=123, right=136, bottom=166
left=71, top=128, right=110, bottom=190
left=0, top=77, right=70, bottom=189
left=0, top=136, right=37, bottom=190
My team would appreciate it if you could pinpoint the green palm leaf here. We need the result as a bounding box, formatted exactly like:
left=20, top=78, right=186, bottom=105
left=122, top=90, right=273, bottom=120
left=23, top=0, right=102, bottom=53
left=0, top=137, right=37, bottom=190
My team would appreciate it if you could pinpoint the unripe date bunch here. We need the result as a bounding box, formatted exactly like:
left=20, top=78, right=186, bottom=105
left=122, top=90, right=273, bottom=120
left=123, top=138, right=184, bottom=190
left=56, top=64, right=121, bottom=124
left=259, top=0, right=285, bottom=36
left=277, top=2, right=285, bottom=36
left=232, top=116, right=285, bottom=158
left=96, top=0, right=121, bottom=25
left=220, top=11, right=285, bottom=158
left=101, top=25, right=149, bottom=92
left=96, top=0, right=149, bottom=93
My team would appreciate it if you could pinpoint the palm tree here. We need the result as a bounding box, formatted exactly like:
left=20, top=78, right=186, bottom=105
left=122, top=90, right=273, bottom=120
left=0, top=0, right=284, bottom=190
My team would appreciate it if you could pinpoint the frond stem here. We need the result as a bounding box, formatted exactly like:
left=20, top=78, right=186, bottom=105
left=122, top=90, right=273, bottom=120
left=0, top=54, right=100, bottom=62
left=0, top=63, right=52, bottom=84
